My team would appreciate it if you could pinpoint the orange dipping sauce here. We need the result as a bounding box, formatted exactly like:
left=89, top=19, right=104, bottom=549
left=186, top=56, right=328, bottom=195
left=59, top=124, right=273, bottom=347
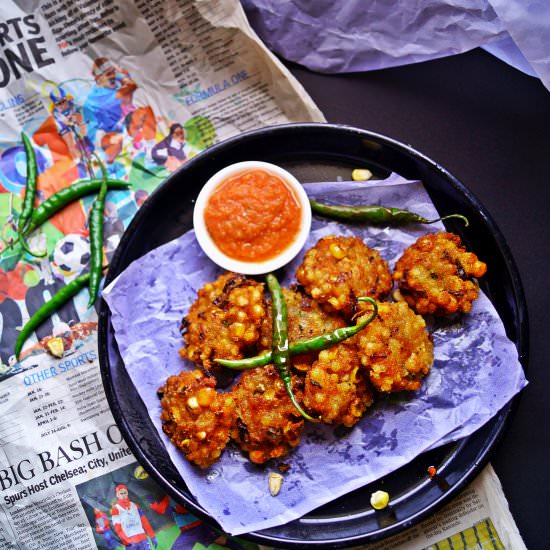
left=204, top=169, right=303, bottom=262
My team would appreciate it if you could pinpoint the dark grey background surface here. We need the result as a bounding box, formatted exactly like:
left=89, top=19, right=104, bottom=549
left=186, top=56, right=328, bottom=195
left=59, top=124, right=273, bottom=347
left=284, top=49, right=550, bottom=549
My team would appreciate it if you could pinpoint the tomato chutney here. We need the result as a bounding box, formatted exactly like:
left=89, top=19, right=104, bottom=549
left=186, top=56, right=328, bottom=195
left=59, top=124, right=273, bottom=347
left=204, top=169, right=303, bottom=262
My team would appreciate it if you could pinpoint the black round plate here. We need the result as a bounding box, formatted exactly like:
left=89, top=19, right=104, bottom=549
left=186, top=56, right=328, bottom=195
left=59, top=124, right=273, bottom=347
left=98, top=123, right=528, bottom=548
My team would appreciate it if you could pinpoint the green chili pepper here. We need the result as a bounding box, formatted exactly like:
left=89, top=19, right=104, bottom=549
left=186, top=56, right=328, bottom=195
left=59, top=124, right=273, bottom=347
left=16, top=133, right=44, bottom=257
left=22, top=178, right=130, bottom=238
left=17, top=178, right=130, bottom=258
left=309, top=199, right=469, bottom=226
left=17, top=132, right=38, bottom=235
left=216, top=296, right=379, bottom=370
left=266, top=273, right=317, bottom=421
left=15, top=272, right=91, bottom=359
left=87, top=157, right=109, bottom=308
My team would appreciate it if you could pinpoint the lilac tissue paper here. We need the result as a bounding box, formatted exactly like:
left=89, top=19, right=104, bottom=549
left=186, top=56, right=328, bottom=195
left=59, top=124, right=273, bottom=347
left=240, top=0, right=550, bottom=91
left=103, top=173, right=527, bottom=535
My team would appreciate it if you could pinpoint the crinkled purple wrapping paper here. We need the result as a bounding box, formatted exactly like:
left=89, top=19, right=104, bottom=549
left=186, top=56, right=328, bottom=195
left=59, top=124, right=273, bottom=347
left=240, top=0, right=550, bottom=91
left=103, top=174, right=527, bottom=535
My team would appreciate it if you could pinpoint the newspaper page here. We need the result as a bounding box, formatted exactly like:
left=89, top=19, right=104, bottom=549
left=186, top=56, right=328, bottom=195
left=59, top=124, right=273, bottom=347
left=0, top=0, right=524, bottom=549
left=0, top=0, right=320, bottom=548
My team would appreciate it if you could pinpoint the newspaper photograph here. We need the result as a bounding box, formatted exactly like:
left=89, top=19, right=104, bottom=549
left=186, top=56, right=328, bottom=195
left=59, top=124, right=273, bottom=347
left=0, top=0, right=525, bottom=548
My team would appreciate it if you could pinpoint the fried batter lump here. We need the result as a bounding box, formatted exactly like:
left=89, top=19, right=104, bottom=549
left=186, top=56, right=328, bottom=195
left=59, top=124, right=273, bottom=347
left=179, top=272, right=267, bottom=372
left=296, top=235, right=392, bottom=318
left=303, top=342, right=374, bottom=427
left=392, top=232, right=487, bottom=316
left=356, top=302, right=433, bottom=392
left=260, top=287, right=347, bottom=371
left=159, top=369, right=236, bottom=469
left=230, top=365, right=305, bottom=464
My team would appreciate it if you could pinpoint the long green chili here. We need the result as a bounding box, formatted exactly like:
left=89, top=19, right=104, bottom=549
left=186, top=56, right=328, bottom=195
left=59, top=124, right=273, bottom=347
left=87, top=157, right=109, bottom=308
left=216, top=296, right=379, bottom=370
left=16, top=133, right=46, bottom=257
left=17, top=132, right=38, bottom=234
left=22, top=178, right=130, bottom=237
left=17, top=178, right=129, bottom=258
left=309, top=199, right=469, bottom=226
left=15, top=272, right=91, bottom=359
left=266, top=273, right=317, bottom=421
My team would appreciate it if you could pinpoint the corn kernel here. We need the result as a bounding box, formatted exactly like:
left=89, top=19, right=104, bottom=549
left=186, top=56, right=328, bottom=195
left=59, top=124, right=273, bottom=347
left=268, top=473, right=283, bottom=496
left=187, top=396, right=199, bottom=410
left=236, top=295, right=249, bottom=307
left=251, top=288, right=261, bottom=301
left=46, top=337, right=64, bottom=358
left=329, top=243, right=346, bottom=259
left=236, top=310, right=247, bottom=322
left=244, top=328, right=256, bottom=342
left=252, top=304, right=264, bottom=318
left=318, top=350, right=329, bottom=362
left=352, top=168, right=373, bottom=181
left=196, top=431, right=207, bottom=440
left=231, top=323, right=245, bottom=337
left=197, top=387, right=215, bottom=407
left=310, top=367, right=324, bottom=384
left=370, top=490, right=389, bottom=510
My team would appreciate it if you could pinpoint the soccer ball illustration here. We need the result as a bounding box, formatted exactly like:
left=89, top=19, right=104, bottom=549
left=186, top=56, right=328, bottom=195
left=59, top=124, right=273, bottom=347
left=53, top=234, right=91, bottom=277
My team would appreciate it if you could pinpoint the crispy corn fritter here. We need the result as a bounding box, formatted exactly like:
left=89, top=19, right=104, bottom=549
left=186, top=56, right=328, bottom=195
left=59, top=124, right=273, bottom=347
left=164, top=232, right=485, bottom=468
left=260, top=287, right=347, bottom=371
left=296, top=235, right=392, bottom=318
left=392, top=232, right=487, bottom=316
left=303, top=342, right=374, bottom=427
left=230, top=365, right=305, bottom=464
left=179, top=272, right=267, bottom=372
left=159, top=369, right=236, bottom=469
left=356, top=302, right=434, bottom=392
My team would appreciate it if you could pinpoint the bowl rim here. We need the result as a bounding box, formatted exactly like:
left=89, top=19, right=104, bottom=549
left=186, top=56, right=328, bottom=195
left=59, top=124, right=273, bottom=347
left=193, top=160, right=312, bottom=275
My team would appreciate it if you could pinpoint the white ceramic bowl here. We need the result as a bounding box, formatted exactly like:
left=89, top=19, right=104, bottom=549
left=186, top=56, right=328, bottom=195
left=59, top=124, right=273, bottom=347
left=193, top=161, right=311, bottom=275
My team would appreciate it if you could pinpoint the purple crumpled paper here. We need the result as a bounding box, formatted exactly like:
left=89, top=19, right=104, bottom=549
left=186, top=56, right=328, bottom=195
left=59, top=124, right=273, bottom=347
left=103, top=173, right=527, bottom=535
left=240, top=0, right=550, bottom=91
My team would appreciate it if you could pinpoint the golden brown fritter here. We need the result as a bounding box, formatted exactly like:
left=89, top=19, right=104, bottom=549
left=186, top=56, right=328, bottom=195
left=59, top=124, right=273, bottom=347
left=179, top=272, right=267, bottom=372
left=159, top=369, right=236, bottom=469
left=230, top=365, right=305, bottom=464
left=296, top=235, right=392, bottom=318
left=260, top=287, right=347, bottom=371
left=392, top=232, right=487, bottom=316
left=303, top=342, right=374, bottom=427
left=356, top=302, right=433, bottom=392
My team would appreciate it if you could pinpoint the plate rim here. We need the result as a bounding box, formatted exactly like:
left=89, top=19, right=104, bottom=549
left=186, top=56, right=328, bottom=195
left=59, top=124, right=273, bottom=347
left=98, top=122, right=529, bottom=548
